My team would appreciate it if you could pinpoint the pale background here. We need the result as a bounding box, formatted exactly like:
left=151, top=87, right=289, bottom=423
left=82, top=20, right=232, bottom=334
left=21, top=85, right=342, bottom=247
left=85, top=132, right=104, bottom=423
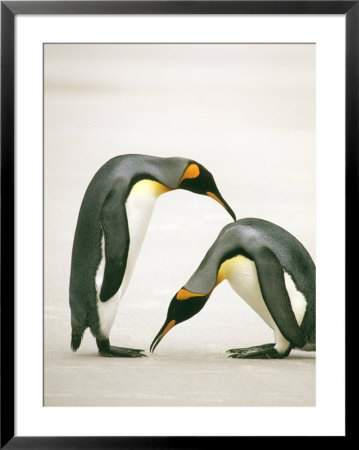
left=44, top=43, right=315, bottom=407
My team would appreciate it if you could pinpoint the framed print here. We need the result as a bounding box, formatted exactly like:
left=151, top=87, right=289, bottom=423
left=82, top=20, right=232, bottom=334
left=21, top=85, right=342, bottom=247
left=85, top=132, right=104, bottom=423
left=1, top=1, right=355, bottom=446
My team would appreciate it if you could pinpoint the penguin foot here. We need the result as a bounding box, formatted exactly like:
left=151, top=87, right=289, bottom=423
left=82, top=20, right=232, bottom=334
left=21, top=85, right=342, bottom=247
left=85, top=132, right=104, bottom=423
left=97, top=339, right=146, bottom=357
left=227, top=343, right=275, bottom=354
left=227, top=343, right=285, bottom=359
left=99, top=346, right=146, bottom=358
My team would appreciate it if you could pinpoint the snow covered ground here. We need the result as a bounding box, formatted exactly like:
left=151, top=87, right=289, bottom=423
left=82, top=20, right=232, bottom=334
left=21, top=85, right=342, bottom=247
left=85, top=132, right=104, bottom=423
left=44, top=43, right=315, bottom=407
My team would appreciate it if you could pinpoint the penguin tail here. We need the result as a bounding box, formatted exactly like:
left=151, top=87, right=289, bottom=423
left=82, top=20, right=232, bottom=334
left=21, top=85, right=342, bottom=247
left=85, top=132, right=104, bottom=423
left=70, top=298, right=90, bottom=351
left=301, top=342, right=316, bottom=351
left=298, top=331, right=316, bottom=352
left=71, top=326, right=86, bottom=351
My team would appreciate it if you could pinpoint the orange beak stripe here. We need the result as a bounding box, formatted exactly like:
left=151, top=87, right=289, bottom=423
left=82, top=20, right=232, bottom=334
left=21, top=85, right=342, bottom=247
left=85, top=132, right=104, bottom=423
left=160, top=319, right=176, bottom=339
left=206, top=191, right=226, bottom=209
left=176, top=288, right=205, bottom=300
left=179, top=164, right=200, bottom=184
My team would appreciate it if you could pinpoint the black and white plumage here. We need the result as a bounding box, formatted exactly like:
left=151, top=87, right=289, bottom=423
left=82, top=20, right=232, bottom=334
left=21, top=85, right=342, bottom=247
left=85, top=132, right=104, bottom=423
left=150, top=218, right=315, bottom=358
left=70, top=154, right=236, bottom=357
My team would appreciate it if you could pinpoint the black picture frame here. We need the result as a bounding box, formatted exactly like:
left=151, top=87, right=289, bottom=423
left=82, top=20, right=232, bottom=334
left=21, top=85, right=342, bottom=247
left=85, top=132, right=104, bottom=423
left=1, top=1, right=354, bottom=447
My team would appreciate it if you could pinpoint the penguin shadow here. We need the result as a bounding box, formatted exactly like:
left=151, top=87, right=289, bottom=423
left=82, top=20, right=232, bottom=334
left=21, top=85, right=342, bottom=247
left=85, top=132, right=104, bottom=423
left=284, top=351, right=316, bottom=360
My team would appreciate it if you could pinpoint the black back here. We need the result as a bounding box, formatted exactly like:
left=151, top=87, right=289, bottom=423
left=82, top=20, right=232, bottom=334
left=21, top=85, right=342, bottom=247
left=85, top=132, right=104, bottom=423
left=185, top=218, right=315, bottom=345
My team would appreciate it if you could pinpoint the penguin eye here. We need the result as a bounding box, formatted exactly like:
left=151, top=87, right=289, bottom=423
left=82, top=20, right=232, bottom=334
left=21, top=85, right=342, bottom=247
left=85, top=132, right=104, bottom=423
left=179, top=164, right=200, bottom=184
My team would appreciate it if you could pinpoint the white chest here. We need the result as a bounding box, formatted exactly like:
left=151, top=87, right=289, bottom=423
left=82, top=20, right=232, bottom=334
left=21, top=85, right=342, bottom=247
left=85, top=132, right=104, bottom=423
left=95, top=179, right=169, bottom=337
left=121, top=179, right=170, bottom=296
left=218, top=255, right=307, bottom=336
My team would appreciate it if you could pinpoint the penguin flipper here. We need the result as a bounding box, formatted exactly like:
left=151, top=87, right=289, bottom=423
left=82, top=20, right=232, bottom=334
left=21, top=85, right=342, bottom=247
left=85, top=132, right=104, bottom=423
left=253, top=246, right=305, bottom=348
left=99, top=180, right=130, bottom=302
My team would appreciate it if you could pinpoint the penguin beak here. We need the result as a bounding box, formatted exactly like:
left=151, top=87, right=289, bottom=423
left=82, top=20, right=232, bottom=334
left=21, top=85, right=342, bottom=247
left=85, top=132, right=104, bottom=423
left=206, top=191, right=236, bottom=221
left=150, top=319, right=176, bottom=353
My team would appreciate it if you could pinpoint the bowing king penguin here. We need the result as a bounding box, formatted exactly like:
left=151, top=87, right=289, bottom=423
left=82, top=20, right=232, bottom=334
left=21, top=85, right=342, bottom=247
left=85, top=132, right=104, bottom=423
left=70, top=154, right=236, bottom=357
left=150, top=218, right=315, bottom=359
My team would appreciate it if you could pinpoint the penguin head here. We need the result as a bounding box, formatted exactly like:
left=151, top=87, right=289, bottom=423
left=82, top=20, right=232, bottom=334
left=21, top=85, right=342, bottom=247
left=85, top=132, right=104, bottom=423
left=150, top=288, right=211, bottom=353
left=177, top=162, right=236, bottom=221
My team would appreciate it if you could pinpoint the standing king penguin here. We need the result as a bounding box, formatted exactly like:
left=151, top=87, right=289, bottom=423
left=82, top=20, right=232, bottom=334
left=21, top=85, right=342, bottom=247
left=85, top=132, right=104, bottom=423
left=150, top=218, right=315, bottom=358
left=70, top=154, right=236, bottom=357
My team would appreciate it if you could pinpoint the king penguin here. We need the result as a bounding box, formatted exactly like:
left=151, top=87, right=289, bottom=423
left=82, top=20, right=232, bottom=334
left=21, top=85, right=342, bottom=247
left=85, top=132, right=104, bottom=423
left=150, top=218, right=315, bottom=358
left=70, top=154, right=236, bottom=357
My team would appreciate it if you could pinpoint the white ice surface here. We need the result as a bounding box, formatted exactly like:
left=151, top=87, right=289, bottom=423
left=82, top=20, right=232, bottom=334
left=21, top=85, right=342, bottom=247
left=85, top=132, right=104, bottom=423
left=44, top=43, right=315, bottom=407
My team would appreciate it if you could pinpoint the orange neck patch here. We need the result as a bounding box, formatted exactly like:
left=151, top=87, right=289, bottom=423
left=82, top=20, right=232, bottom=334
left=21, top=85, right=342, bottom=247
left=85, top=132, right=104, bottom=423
left=176, top=288, right=204, bottom=300
left=179, top=164, right=200, bottom=184
left=216, top=255, right=245, bottom=285
left=130, top=179, right=172, bottom=196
